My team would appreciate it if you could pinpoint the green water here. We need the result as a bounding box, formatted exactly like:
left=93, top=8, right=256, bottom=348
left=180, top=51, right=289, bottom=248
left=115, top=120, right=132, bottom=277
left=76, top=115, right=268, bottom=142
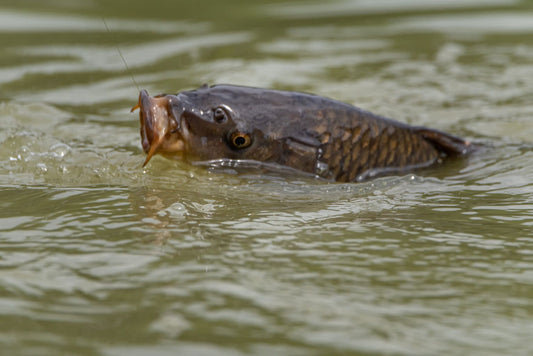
left=1, top=1, right=533, bottom=355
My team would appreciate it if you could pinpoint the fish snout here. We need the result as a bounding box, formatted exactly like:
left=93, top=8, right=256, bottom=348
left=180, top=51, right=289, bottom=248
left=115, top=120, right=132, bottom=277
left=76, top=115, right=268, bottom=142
left=134, top=89, right=175, bottom=166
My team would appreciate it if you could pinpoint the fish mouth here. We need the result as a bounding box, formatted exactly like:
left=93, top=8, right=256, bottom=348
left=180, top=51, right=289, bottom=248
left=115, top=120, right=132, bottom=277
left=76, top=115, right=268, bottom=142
left=132, top=89, right=187, bottom=167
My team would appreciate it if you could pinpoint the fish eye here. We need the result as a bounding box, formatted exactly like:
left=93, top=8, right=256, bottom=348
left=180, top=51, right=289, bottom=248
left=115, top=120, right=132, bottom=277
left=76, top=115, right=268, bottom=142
left=230, top=131, right=252, bottom=149
left=213, top=107, right=227, bottom=123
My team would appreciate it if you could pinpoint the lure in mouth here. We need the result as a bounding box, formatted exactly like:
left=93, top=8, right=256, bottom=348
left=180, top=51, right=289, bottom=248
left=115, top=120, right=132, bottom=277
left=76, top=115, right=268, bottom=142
left=132, top=89, right=186, bottom=166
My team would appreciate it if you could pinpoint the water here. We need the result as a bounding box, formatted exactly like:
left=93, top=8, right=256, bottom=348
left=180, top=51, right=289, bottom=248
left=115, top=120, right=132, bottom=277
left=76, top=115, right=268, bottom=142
left=1, top=0, right=532, bottom=355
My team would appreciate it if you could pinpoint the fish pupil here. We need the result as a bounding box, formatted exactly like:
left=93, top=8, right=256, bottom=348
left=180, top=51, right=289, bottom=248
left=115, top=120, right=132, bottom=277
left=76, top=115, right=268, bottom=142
left=234, top=136, right=246, bottom=146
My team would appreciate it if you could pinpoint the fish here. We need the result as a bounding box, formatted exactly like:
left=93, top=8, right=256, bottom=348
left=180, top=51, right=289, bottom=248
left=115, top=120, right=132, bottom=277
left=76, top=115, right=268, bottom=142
left=132, top=84, right=475, bottom=182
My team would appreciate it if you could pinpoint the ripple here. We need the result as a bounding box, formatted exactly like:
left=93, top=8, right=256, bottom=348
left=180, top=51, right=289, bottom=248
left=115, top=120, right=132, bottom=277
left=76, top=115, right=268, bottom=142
left=265, top=0, right=518, bottom=19
left=390, top=13, right=533, bottom=34
left=1, top=2, right=533, bottom=356
left=0, top=10, right=206, bottom=34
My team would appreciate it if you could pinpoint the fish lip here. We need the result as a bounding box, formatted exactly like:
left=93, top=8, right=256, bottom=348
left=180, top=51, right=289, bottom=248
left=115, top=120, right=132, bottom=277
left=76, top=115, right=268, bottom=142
left=139, top=94, right=147, bottom=152
left=139, top=89, right=156, bottom=154
left=136, top=89, right=187, bottom=165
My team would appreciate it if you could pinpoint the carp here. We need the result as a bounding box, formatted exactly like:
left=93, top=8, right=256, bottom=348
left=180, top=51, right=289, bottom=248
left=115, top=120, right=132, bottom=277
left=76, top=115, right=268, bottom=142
left=133, top=84, right=474, bottom=182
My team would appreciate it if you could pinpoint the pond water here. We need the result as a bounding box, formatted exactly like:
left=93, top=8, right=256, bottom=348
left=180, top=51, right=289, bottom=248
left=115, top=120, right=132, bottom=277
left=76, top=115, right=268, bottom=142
left=1, top=0, right=532, bottom=355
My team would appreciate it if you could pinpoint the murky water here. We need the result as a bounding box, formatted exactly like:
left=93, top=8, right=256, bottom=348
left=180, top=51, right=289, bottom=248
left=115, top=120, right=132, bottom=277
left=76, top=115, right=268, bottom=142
left=1, top=1, right=532, bottom=355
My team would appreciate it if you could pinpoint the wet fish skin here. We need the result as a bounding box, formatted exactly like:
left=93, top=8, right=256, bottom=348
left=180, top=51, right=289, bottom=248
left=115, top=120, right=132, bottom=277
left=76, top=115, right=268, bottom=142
left=136, top=84, right=473, bottom=182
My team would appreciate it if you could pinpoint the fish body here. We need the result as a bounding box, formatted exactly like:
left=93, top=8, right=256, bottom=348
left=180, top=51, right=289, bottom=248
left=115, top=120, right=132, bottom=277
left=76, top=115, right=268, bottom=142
left=135, top=84, right=473, bottom=182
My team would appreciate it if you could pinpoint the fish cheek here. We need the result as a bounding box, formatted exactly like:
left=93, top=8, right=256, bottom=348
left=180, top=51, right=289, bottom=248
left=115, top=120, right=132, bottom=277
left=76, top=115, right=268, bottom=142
left=189, top=135, right=233, bottom=161
left=182, top=115, right=234, bottom=160
left=241, top=135, right=319, bottom=174
left=236, top=135, right=314, bottom=173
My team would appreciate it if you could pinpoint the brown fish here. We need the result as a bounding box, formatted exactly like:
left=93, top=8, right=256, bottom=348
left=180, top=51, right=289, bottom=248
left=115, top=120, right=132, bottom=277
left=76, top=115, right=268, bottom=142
left=133, top=84, right=474, bottom=182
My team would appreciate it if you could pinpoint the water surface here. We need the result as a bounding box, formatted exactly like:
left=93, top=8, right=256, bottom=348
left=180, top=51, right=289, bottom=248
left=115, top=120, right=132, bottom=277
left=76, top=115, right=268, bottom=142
left=1, top=1, right=532, bottom=355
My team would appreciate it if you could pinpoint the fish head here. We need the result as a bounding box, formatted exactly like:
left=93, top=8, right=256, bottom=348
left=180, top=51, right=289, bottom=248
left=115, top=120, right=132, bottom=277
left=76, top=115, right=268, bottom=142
left=134, top=85, right=323, bottom=173
left=135, top=88, right=249, bottom=167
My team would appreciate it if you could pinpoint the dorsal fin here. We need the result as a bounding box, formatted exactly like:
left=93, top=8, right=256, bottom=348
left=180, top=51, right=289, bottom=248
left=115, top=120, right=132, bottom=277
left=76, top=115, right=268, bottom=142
left=415, top=127, right=475, bottom=156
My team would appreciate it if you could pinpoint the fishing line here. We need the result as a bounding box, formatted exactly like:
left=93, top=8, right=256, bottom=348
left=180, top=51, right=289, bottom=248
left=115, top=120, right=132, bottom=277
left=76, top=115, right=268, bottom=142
left=102, top=17, right=140, bottom=92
